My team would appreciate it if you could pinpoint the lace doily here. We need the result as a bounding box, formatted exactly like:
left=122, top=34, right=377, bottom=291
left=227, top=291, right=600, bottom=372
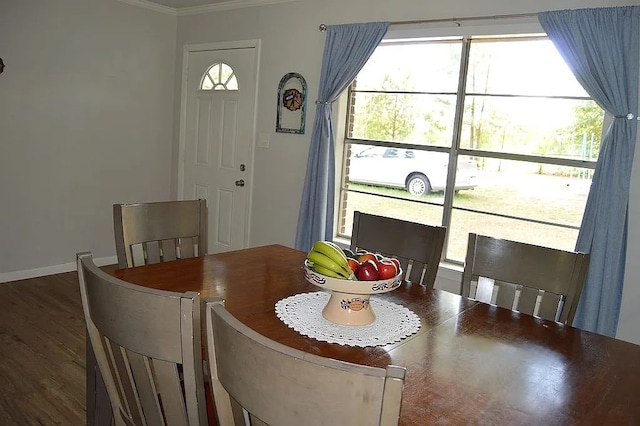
left=275, top=291, right=421, bottom=347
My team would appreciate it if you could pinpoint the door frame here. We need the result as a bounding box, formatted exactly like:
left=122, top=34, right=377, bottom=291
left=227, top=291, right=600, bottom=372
left=177, top=39, right=261, bottom=249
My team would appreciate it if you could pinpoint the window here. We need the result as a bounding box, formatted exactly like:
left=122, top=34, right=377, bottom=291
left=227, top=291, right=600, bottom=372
left=338, top=31, right=603, bottom=264
left=200, top=62, right=238, bottom=91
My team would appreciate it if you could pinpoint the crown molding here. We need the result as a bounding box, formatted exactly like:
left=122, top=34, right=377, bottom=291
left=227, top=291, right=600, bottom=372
left=177, top=0, right=297, bottom=16
left=116, top=0, right=178, bottom=15
left=116, top=0, right=298, bottom=16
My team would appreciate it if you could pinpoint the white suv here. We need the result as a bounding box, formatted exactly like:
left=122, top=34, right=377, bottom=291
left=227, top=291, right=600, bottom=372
left=348, top=146, right=478, bottom=196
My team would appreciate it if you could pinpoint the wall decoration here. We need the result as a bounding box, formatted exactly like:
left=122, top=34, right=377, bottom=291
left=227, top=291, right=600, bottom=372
left=276, top=72, right=307, bottom=134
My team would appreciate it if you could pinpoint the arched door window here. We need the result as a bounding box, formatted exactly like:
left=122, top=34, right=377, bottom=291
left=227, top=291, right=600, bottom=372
left=200, top=62, right=238, bottom=91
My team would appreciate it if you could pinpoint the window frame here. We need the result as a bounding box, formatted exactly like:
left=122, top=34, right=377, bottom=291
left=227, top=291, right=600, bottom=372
left=335, top=21, right=602, bottom=265
left=200, top=62, right=239, bottom=91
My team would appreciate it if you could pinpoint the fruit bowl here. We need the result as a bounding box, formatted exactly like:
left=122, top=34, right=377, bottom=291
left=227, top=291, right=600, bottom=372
left=303, top=260, right=403, bottom=326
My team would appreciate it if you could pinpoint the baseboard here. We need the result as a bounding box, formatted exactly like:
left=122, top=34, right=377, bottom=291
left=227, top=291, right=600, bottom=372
left=0, top=255, right=118, bottom=284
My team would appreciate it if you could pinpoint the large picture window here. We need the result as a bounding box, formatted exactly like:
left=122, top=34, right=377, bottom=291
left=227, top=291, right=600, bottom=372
left=338, top=32, right=603, bottom=264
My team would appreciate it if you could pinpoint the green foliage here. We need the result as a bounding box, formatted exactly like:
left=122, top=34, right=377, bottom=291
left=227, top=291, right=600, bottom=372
left=573, top=101, right=604, bottom=138
left=421, top=97, right=451, bottom=142
left=567, top=101, right=604, bottom=157
left=464, top=49, right=492, bottom=151
left=545, top=101, right=604, bottom=166
left=353, top=74, right=414, bottom=141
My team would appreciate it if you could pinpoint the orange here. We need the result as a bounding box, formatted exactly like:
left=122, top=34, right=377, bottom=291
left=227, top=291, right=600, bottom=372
left=357, top=252, right=377, bottom=264
left=347, top=258, right=359, bottom=273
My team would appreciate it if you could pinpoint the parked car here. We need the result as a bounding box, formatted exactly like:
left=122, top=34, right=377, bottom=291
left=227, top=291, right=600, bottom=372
left=347, top=146, right=478, bottom=196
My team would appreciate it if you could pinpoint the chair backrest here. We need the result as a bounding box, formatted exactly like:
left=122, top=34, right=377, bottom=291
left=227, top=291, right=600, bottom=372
left=461, top=233, right=590, bottom=325
left=350, top=211, right=446, bottom=288
left=77, top=252, right=208, bottom=426
left=205, top=298, right=406, bottom=426
left=114, top=199, right=207, bottom=268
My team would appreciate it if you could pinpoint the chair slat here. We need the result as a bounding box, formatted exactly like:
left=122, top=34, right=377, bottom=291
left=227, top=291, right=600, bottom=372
left=516, top=286, right=539, bottom=316
left=161, top=239, right=178, bottom=262
left=128, top=351, right=164, bottom=425
left=179, top=237, right=196, bottom=259
left=406, top=261, right=426, bottom=284
left=107, top=339, right=144, bottom=425
left=154, top=359, right=189, bottom=426
left=538, top=292, right=563, bottom=322
left=494, top=281, right=518, bottom=310
left=144, top=241, right=162, bottom=265
left=130, top=244, right=146, bottom=267
left=475, top=277, right=495, bottom=304
left=248, top=413, right=268, bottom=426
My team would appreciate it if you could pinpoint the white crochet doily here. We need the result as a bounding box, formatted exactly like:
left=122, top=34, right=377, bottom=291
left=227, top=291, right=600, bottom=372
left=275, top=291, right=421, bottom=347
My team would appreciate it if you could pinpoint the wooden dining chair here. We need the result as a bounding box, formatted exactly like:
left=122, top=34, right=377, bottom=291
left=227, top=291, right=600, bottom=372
left=461, top=233, right=590, bottom=325
left=77, top=252, right=208, bottom=426
left=350, top=211, right=446, bottom=288
left=113, top=199, right=207, bottom=268
left=204, top=298, right=406, bottom=426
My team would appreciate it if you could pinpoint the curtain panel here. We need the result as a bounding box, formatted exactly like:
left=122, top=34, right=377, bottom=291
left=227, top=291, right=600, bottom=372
left=539, top=6, right=640, bottom=336
left=294, top=22, right=389, bottom=251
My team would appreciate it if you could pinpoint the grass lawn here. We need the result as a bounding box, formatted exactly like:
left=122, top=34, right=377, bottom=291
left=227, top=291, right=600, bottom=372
left=341, top=171, right=588, bottom=262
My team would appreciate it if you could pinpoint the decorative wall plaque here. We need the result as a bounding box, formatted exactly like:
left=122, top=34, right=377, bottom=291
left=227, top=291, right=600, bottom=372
left=276, top=73, right=307, bottom=134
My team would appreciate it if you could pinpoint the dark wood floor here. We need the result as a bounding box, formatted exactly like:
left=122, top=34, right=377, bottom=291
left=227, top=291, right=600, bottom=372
left=0, top=269, right=108, bottom=425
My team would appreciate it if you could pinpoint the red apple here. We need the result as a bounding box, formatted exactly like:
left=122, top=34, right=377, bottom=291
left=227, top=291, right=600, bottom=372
left=389, top=258, right=401, bottom=273
left=378, top=259, right=398, bottom=279
left=356, top=259, right=380, bottom=281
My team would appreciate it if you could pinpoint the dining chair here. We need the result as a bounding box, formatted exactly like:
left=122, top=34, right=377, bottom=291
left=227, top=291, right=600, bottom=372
left=461, top=233, right=590, bottom=325
left=204, top=298, right=406, bottom=426
left=77, top=252, right=208, bottom=426
left=350, top=211, right=446, bottom=288
left=113, top=199, right=207, bottom=268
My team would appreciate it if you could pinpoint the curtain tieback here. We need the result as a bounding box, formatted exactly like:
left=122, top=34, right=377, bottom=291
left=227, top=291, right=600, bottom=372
left=315, top=100, right=331, bottom=105
left=613, top=113, right=638, bottom=120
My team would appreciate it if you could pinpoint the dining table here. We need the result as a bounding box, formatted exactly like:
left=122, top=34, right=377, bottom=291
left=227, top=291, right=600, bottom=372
left=97, top=244, right=640, bottom=425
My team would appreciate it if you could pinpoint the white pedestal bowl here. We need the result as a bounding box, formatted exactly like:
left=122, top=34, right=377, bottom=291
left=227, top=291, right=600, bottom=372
left=303, top=261, right=403, bottom=326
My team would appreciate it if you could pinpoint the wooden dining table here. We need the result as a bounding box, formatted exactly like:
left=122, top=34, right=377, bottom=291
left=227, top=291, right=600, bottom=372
left=106, top=244, right=640, bottom=425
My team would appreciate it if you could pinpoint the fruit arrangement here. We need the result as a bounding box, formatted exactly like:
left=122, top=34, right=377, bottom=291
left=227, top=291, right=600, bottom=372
left=306, top=241, right=401, bottom=281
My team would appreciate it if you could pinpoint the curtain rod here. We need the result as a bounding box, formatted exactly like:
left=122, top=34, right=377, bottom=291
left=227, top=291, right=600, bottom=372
left=318, top=12, right=538, bottom=32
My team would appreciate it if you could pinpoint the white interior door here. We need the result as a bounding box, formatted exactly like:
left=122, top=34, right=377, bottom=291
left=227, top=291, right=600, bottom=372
left=182, top=46, right=257, bottom=253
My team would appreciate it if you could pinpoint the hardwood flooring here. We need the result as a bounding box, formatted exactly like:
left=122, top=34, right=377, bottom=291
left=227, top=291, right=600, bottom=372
left=0, top=269, right=112, bottom=425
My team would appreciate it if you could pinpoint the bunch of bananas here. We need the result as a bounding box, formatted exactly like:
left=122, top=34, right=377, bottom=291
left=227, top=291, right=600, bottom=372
left=306, top=241, right=355, bottom=280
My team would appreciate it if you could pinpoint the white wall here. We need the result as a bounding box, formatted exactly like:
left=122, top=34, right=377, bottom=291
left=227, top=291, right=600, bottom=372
left=0, top=0, right=177, bottom=279
left=174, top=0, right=640, bottom=344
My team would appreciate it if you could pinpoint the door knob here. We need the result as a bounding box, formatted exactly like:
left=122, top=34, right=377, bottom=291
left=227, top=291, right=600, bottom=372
left=235, top=179, right=245, bottom=187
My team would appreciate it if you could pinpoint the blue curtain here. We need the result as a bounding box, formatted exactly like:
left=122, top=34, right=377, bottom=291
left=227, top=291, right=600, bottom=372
left=539, top=7, right=640, bottom=336
left=295, top=22, right=389, bottom=251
